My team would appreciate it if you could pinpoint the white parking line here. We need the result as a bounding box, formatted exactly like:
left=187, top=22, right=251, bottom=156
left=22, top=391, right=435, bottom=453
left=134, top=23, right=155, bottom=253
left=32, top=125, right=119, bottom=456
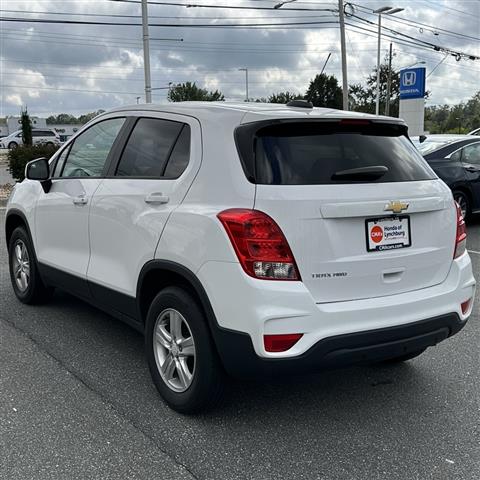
left=468, top=250, right=480, bottom=255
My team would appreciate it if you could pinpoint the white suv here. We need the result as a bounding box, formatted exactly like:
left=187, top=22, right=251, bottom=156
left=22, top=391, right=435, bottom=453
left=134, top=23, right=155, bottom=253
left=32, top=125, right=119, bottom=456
left=6, top=102, right=476, bottom=413
left=0, top=129, right=61, bottom=149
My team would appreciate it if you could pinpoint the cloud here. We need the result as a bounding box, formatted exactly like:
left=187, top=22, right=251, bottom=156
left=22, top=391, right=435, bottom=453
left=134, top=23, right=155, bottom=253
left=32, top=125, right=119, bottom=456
left=0, top=0, right=479, bottom=116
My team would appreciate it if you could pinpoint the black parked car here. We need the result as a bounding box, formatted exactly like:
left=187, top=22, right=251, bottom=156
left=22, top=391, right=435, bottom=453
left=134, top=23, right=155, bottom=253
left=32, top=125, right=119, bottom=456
left=417, top=135, right=480, bottom=219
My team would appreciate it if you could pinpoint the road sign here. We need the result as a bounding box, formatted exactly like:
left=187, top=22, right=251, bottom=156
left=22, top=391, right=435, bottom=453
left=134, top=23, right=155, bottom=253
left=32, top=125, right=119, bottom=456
left=399, top=67, right=426, bottom=100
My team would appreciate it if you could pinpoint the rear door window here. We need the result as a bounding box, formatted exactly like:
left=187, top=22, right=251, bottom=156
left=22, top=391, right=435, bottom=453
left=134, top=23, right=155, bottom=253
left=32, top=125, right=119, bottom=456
left=237, top=121, right=436, bottom=185
left=116, top=118, right=184, bottom=177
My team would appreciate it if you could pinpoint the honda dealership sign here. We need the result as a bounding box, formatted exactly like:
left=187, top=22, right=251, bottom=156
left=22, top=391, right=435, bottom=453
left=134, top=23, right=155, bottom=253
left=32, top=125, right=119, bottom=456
left=399, top=67, right=426, bottom=100
left=399, top=67, right=426, bottom=136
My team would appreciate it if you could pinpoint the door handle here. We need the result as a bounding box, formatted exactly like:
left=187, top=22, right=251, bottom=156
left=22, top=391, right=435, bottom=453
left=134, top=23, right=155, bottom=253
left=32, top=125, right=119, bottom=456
left=144, top=193, right=170, bottom=204
left=465, top=166, right=480, bottom=172
left=72, top=195, right=88, bottom=206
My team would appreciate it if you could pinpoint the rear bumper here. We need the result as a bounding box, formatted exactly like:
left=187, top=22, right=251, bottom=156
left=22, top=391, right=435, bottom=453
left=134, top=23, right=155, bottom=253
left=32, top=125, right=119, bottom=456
left=214, top=312, right=466, bottom=377
left=198, top=252, right=475, bottom=360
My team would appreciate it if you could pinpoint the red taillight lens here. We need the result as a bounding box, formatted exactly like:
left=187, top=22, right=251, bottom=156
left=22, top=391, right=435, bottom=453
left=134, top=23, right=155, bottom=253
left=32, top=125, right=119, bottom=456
left=217, top=209, right=300, bottom=280
left=454, top=202, right=467, bottom=259
left=264, top=333, right=303, bottom=352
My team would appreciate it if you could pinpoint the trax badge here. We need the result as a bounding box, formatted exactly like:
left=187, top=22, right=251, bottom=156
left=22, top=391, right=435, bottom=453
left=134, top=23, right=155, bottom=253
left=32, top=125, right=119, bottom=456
left=384, top=201, right=409, bottom=214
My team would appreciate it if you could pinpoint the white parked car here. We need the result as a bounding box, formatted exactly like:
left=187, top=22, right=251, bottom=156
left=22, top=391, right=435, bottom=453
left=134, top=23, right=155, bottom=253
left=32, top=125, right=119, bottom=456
left=0, top=129, right=61, bottom=149
left=5, top=102, right=476, bottom=413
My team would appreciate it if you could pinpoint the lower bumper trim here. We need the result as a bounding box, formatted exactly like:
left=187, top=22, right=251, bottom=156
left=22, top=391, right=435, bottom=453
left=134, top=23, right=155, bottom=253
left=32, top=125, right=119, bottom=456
left=212, top=313, right=465, bottom=378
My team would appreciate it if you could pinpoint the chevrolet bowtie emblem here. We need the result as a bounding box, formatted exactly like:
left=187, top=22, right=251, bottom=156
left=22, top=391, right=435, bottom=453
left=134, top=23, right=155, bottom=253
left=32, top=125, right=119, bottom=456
left=384, top=201, right=409, bottom=214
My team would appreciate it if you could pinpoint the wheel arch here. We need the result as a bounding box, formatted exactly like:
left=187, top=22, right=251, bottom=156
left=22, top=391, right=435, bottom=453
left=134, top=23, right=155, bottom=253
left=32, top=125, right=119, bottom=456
left=5, top=209, right=33, bottom=249
left=136, top=260, right=219, bottom=330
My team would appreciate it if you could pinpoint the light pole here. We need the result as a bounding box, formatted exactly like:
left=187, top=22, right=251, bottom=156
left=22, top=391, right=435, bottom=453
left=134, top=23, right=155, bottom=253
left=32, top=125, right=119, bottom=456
left=374, top=6, right=404, bottom=115
left=239, top=68, right=249, bottom=102
left=338, top=0, right=349, bottom=110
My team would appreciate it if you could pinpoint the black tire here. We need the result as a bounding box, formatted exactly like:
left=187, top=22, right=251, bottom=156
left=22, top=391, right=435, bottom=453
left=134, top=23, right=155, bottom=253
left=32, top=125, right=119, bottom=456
left=453, top=190, right=470, bottom=220
left=382, top=348, right=426, bottom=364
left=8, top=141, right=18, bottom=150
left=8, top=226, right=54, bottom=304
left=145, top=286, right=224, bottom=414
left=45, top=141, right=54, bottom=147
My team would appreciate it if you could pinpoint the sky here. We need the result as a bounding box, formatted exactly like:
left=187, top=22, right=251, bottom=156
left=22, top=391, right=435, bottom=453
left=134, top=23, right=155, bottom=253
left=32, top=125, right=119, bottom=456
left=0, top=0, right=479, bottom=117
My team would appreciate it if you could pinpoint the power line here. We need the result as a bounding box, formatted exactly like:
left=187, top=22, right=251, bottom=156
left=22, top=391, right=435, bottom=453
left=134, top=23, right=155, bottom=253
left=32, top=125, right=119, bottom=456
left=106, top=0, right=337, bottom=12
left=0, top=15, right=339, bottom=28
left=349, top=2, right=480, bottom=42
left=347, top=15, right=479, bottom=61
left=0, top=8, right=334, bottom=21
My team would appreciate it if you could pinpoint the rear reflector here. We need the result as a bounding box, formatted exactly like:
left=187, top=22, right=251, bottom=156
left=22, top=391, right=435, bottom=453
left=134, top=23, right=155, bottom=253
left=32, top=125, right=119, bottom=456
left=454, top=202, right=467, bottom=259
left=264, top=334, right=303, bottom=352
left=461, top=299, right=472, bottom=315
left=217, top=209, right=300, bottom=280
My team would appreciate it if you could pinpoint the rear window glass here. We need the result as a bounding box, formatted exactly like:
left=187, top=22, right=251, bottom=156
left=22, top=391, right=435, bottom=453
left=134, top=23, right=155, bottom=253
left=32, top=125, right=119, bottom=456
left=236, top=121, right=436, bottom=185
left=416, top=140, right=452, bottom=155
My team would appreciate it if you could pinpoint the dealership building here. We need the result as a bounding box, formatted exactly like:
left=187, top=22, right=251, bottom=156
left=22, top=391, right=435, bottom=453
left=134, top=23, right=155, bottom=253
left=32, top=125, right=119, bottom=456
left=0, top=116, right=83, bottom=142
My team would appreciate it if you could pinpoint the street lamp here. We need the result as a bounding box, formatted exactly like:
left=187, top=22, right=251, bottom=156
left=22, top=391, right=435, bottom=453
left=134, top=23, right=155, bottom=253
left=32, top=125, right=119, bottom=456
left=239, top=68, right=249, bottom=102
left=374, top=6, right=404, bottom=115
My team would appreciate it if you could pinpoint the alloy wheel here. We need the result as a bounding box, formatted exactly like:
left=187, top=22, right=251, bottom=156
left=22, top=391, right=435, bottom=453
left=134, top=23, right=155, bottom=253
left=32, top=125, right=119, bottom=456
left=454, top=193, right=468, bottom=219
left=12, top=240, right=30, bottom=292
left=153, top=308, right=196, bottom=393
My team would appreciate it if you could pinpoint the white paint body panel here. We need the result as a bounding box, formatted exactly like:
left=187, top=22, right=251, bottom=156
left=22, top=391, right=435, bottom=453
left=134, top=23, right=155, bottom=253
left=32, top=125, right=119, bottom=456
left=35, top=178, right=103, bottom=277
left=6, top=102, right=476, bottom=362
left=87, top=113, right=203, bottom=296
left=254, top=180, right=456, bottom=303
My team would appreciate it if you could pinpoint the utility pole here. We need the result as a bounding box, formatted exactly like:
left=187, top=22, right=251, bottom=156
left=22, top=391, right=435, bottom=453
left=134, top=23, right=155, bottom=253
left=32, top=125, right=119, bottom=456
left=338, top=0, right=348, bottom=110
left=385, top=42, right=393, bottom=116
left=141, top=0, right=152, bottom=103
left=239, top=68, right=249, bottom=102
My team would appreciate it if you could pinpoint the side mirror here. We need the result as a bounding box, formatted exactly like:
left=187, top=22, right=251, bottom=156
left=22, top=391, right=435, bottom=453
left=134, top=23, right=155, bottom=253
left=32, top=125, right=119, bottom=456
left=25, top=158, right=52, bottom=193
left=26, top=157, right=49, bottom=181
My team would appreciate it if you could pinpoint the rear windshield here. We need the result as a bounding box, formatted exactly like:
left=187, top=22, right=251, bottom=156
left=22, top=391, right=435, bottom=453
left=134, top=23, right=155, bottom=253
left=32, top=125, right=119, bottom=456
left=235, top=121, right=436, bottom=185
left=416, top=140, right=452, bottom=155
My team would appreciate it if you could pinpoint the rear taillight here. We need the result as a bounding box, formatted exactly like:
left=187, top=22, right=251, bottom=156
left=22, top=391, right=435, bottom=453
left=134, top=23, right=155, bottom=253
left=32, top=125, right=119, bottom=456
left=454, top=202, right=467, bottom=259
left=217, top=209, right=300, bottom=280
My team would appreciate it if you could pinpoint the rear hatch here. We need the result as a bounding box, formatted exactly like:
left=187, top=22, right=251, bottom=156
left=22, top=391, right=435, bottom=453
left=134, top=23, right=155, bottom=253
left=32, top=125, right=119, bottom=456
left=235, top=119, right=456, bottom=303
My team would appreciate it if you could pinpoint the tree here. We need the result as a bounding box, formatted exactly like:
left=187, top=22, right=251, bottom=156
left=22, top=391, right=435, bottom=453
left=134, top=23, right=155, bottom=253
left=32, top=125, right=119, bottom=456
left=268, top=91, right=303, bottom=104
left=349, top=63, right=400, bottom=116
left=20, top=107, right=32, bottom=146
left=305, top=74, right=343, bottom=109
left=425, top=91, right=480, bottom=133
left=78, top=110, right=105, bottom=124
left=45, top=110, right=105, bottom=125
left=167, top=82, right=225, bottom=102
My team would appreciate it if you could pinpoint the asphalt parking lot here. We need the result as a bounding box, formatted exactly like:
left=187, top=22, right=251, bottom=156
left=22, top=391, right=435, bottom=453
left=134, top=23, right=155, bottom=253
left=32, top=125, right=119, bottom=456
left=1, top=208, right=479, bottom=480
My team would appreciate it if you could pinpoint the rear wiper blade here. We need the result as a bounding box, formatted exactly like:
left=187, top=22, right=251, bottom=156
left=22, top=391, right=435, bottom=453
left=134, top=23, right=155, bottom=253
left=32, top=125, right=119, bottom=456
left=331, top=165, right=389, bottom=181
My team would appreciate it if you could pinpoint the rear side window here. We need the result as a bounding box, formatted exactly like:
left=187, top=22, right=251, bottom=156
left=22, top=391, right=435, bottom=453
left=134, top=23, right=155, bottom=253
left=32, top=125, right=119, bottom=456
left=164, top=125, right=191, bottom=178
left=116, top=118, right=185, bottom=177
left=236, top=121, right=436, bottom=185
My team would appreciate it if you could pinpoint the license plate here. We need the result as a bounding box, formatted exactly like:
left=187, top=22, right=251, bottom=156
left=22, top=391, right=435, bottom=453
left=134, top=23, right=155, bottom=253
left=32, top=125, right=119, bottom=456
left=366, top=216, right=411, bottom=252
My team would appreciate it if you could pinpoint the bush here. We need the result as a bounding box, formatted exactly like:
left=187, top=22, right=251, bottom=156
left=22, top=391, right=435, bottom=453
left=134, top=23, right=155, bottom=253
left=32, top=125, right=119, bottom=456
left=8, top=144, right=59, bottom=182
